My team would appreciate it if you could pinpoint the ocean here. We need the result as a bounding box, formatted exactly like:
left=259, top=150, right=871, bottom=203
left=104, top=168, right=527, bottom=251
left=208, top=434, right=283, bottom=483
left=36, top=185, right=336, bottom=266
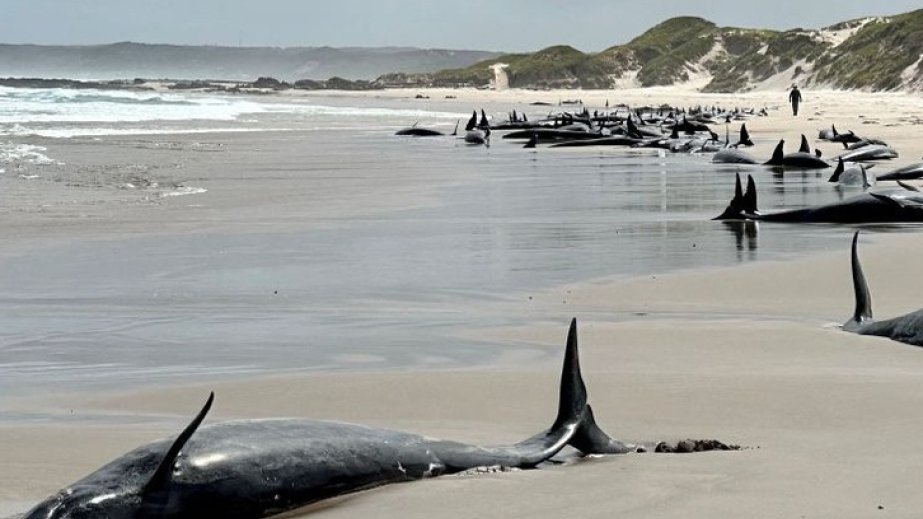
left=0, top=86, right=916, bottom=406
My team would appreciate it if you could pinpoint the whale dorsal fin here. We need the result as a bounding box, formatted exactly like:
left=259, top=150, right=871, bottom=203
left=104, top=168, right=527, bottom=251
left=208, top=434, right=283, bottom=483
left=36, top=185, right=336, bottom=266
left=765, top=139, right=784, bottom=165
left=829, top=158, right=845, bottom=182
left=799, top=134, right=810, bottom=154
left=143, top=392, right=214, bottom=496
left=849, top=232, right=873, bottom=327
left=739, top=123, right=752, bottom=146
left=451, top=120, right=459, bottom=137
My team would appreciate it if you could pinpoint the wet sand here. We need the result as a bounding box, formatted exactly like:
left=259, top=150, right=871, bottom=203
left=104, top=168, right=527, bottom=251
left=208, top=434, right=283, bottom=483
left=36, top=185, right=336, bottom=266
left=4, top=87, right=923, bottom=518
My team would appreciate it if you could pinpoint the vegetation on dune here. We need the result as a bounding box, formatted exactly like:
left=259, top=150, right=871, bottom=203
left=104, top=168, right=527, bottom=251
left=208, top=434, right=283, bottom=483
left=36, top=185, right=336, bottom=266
left=811, top=10, right=923, bottom=90
left=623, top=17, right=716, bottom=62
left=502, top=46, right=611, bottom=89
left=636, top=33, right=716, bottom=86
left=377, top=9, right=923, bottom=92
left=603, top=17, right=720, bottom=86
left=703, top=30, right=829, bottom=92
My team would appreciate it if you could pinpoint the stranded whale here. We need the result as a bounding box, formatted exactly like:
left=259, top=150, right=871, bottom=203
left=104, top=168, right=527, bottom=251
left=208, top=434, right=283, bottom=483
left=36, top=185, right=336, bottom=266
left=763, top=138, right=829, bottom=169
left=714, top=174, right=923, bottom=223
left=22, top=320, right=730, bottom=519
left=843, top=232, right=923, bottom=347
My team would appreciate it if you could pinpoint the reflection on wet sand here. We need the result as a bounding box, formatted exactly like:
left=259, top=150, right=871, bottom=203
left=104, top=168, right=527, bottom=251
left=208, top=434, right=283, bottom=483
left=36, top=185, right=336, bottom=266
left=723, top=220, right=759, bottom=259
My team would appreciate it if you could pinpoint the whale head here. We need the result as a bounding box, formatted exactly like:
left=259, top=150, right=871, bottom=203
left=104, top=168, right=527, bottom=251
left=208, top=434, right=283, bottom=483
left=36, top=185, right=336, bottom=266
left=23, top=393, right=215, bottom=519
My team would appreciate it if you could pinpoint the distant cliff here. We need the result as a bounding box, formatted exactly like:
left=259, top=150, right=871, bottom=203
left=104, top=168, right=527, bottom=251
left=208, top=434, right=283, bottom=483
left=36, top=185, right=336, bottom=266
left=380, top=9, right=923, bottom=93
left=0, top=42, right=502, bottom=81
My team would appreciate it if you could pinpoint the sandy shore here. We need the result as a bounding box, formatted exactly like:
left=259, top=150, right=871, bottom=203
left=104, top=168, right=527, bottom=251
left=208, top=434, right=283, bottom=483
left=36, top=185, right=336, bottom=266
left=4, top=86, right=923, bottom=518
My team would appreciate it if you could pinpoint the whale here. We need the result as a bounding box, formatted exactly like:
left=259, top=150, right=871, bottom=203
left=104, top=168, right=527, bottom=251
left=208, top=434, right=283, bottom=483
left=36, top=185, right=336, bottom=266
left=549, top=135, right=641, bottom=147
left=464, top=127, right=490, bottom=145
left=712, top=147, right=759, bottom=164
left=502, top=128, right=597, bottom=141
left=818, top=124, right=837, bottom=141
left=23, top=320, right=730, bottom=519
left=763, top=139, right=830, bottom=169
left=844, top=232, right=923, bottom=346
left=735, top=123, right=754, bottom=147
left=828, top=158, right=874, bottom=188
left=395, top=120, right=459, bottom=137
left=830, top=129, right=862, bottom=145
left=877, top=163, right=923, bottom=181
left=834, top=144, right=898, bottom=162
left=714, top=173, right=923, bottom=222
left=844, top=138, right=888, bottom=151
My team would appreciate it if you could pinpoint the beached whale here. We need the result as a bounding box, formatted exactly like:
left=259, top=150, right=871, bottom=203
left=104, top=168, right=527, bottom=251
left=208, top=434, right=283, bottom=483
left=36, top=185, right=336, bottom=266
left=549, top=135, right=641, bottom=147
left=763, top=139, right=829, bottom=169
left=712, top=147, right=759, bottom=164
left=502, top=128, right=597, bottom=141
left=735, top=123, right=754, bottom=147
left=877, top=163, right=923, bottom=181
left=843, top=232, right=923, bottom=346
left=714, top=173, right=923, bottom=222
left=395, top=121, right=458, bottom=137
left=22, top=320, right=730, bottom=519
left=828, top=158, right=874, bottom=188
left=834, top=144, right=898, bottom=162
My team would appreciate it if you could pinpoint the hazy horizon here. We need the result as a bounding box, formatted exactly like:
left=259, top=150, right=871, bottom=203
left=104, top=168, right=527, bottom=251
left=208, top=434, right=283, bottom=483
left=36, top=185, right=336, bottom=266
left=3, top=1, right=921, bottom=53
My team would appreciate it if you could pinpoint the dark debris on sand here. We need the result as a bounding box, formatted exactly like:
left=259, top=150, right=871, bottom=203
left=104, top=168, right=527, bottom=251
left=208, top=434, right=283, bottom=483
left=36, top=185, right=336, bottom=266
left=654, top=439, right=740, bottom=453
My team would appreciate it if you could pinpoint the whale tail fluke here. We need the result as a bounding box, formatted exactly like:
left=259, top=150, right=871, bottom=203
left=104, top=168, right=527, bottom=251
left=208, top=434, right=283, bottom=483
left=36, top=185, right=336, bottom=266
left=465, top=111, right=477, bottom=132
left=479, top=109, right=489, bottom=129
left=551, top=318, right=588, bottom=431
left=507, top=318, right=589, bottom=466
left=844, top=231, right=873, bottom=331
left=569, top=404, right=636, bottom=454
left=552, top=319, right=636, bottom=455
left=713, top=174, right=758, bottom=220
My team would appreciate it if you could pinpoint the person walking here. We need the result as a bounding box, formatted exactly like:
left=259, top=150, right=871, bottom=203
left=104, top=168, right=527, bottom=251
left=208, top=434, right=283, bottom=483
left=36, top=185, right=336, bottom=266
left=789, top=84, right=803, bottom=116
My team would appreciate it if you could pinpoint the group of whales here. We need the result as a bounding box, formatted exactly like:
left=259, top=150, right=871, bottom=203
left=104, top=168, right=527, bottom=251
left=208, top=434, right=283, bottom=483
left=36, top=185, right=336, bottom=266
left=396, top=104, right=923, bottom=178
left=22, top=318, right=735, bottom=519
left=396, top=105, right=922, bottom=184
left=396, top=104, right=765, bottom=153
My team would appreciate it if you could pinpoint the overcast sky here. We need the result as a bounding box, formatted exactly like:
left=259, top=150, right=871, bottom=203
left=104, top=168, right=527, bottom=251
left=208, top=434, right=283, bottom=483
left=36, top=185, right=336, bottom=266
left=3, top=0, right=921, bottom=52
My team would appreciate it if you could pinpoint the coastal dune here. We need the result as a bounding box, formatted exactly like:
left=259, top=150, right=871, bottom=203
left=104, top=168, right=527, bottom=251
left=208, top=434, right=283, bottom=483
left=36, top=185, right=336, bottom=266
left=3, top=87, right=923, bottom=518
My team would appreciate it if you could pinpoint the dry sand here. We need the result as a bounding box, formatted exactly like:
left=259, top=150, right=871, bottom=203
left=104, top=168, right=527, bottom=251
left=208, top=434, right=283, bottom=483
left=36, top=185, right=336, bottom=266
left=4, top=86, right=923, bottom=518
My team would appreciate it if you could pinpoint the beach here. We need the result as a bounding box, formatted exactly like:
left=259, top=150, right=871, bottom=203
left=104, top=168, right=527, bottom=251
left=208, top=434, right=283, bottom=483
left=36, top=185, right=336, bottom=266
left=3, top=86, right=923, bottom=518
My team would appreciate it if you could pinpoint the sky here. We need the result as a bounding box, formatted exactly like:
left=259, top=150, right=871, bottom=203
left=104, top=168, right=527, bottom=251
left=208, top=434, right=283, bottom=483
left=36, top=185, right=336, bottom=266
left=2, top=0, right=921, bottom=52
